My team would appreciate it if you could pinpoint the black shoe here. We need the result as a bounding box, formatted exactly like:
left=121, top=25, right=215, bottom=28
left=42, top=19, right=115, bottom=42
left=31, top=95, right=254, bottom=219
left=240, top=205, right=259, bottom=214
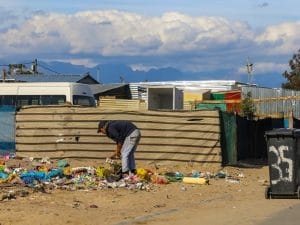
left=122, top=171, right=129, bottom=177
left=130, top=169, right=137, bottom=175
left=106, top=174, right=122, bottom=182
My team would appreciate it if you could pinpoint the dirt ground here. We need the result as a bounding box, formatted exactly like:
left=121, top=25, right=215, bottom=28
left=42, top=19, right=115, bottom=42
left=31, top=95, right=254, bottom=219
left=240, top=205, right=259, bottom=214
left=0, top=159, right=299, bottom=225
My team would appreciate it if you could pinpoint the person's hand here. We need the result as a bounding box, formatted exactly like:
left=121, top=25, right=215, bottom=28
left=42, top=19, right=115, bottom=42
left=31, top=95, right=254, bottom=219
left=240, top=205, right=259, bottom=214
left=110, top=154, right=117, bottom=159
left=110, top=151, right=120, bottom=159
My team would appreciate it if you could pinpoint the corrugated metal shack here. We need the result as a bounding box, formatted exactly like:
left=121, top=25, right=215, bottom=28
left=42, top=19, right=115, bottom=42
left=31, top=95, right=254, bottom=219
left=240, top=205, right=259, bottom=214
left=129, top=80, right=246, bottom=110
left=196, top=90, right=241, bottom=113
left=186, top=85, right=300, bottom=119
left=147, top=86, right=183, bottom=110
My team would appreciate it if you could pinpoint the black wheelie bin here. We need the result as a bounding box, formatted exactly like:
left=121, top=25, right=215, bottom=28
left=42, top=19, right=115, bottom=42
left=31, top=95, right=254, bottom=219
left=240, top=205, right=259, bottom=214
left=265, top=128, right=300, bottom=199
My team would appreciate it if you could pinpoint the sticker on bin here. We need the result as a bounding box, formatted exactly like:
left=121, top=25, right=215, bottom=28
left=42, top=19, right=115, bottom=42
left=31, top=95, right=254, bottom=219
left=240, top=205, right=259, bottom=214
left=269, top=145, right=293, bottom=185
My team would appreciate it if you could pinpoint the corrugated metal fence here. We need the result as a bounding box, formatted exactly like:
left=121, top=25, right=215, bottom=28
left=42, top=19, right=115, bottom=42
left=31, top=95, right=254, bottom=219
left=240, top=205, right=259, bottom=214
left=220, top=111, right=284, bottom=164
left=242, top=86, right=300, bottom=118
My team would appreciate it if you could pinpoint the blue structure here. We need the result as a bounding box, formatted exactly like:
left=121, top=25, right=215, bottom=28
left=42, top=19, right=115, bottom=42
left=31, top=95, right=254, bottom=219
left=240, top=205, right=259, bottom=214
left=0, top=106, right=16, bottom=156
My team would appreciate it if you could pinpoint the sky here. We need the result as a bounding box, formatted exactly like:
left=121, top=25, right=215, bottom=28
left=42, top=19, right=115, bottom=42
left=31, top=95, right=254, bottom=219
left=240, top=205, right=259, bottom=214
left=0, top=0, right=300, bottom=86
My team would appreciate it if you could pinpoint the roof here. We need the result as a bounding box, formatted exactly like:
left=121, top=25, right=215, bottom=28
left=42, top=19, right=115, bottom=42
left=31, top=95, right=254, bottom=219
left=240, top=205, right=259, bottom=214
left=130, top=80, right=247, bottom=92
left=1, top=74, right=98, bottom=84
left=90, top=83, right=128, bottom=94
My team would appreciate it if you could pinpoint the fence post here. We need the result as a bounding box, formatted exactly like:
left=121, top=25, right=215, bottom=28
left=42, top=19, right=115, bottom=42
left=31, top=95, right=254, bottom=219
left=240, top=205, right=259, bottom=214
left=288, top=110, right=293, bottom=128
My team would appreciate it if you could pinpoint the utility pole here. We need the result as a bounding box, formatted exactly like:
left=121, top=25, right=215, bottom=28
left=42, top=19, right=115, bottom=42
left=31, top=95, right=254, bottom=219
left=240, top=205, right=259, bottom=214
left=32, top=59, right=38, bottom=74
left=1, top=69, right=6, bottom=82
left=96, top=67, right=100, bottom=83
left=246, top=57, right=253, bottom=84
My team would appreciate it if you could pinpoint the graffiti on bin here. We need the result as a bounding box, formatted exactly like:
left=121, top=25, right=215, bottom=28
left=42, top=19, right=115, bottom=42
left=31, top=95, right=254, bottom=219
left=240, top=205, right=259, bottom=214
left=269, top=145, right=293, bottom=185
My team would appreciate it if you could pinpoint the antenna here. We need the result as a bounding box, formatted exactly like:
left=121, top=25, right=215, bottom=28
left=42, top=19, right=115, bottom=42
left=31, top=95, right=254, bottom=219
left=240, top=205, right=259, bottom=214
left=120, top=76, right=125, bottom=83
left=246, top=57, right=253, bottom=84
left=96, top=67, right=100, bottom=82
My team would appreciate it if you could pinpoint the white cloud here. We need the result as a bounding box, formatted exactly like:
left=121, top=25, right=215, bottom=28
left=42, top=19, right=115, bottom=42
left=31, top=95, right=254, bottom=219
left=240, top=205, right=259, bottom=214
left=0, top=10, right=255, bottom=57
left=52, top=58, right=98, bottom=68
left=0, top=9, right=298, bottom=74
left=255, top=22, right=300, bottom=54
left=129, top=64, right=158, bottom=71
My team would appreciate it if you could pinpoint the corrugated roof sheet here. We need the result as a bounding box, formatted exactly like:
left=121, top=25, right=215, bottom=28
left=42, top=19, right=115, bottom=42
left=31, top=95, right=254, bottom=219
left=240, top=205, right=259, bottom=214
left=131, top=80, right=246, bottom=92
left=129, top=80, right=247, bottom=99
left=89, top=83, right=128, bottom=94
left=3, top=74, right=86, bottom=83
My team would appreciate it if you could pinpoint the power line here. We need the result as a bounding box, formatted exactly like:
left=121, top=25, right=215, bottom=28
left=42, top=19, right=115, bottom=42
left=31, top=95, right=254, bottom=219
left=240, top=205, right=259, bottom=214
left=20, top=61, right=34, bottom=65
left=36, top=61, right=62, bottom=75
left=1, top=59, right=62, bottom=75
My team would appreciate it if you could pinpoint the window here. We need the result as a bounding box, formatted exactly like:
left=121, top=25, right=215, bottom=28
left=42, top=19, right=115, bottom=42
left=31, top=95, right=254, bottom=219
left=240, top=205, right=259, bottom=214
left=16, top=95, right=43, bottom=106
left=0, top=95, right=69, bottom=106
left=13, top=95, right=66, bottom=106
left=0, top=96, right=16, bottom=106
left=17, top=96, right=30, bottom=106
left=31, top=96, right=40, bottom=105
left=40, top=95, right=66, bottom=105
left=73, top=95, right=95, bottom=107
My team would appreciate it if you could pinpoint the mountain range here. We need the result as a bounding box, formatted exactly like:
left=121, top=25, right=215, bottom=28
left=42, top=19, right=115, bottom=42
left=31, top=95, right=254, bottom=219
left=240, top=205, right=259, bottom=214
left=41, top=61, right=285, bottom=88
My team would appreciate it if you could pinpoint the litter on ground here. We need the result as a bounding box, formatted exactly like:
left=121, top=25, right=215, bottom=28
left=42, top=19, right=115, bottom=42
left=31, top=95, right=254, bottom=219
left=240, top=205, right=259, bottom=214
left=0, top=156, right=242, bottom=201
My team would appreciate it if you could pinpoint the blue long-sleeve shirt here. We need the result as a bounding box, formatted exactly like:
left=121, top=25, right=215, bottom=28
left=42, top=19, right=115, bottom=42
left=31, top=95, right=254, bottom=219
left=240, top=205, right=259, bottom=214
left=105, top=120, right=137, bottom=144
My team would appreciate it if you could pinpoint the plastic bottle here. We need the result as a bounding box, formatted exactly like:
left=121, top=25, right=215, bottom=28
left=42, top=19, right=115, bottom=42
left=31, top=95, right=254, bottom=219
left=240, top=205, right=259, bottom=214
left=192, top=170, right=200, bottom=177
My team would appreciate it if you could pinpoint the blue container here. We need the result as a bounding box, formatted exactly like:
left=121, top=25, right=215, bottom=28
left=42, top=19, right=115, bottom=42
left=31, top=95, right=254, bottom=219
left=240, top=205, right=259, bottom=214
left=284, top=119, right=289, bottom=128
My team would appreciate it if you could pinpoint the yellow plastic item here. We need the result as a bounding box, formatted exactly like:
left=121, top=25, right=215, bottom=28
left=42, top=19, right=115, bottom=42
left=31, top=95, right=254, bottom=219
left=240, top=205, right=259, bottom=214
left=63, top=167, right=72, bottom=176
left=7, top=174, right=17, bottom=182
left=96, top=167, right=111, bottom=178
left=37, top=165, right=49, bottom=173
left=182, top=177, right=209, bottom=185
left=136, top=168, right=148, bottom=180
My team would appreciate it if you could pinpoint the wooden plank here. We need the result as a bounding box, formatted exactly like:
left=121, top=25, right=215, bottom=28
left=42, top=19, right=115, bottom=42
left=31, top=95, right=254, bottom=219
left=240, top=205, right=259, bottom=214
left=16, top=112, right=220, bottom=121
left=16, top=151, right=222, bottom=163
left=16, top=152, right=221, bottom=163
left=16, top=133, right=220, bottom=141
left=17, top=107, right=219, bottom=117
left=16, top=146, right=221, bottom=154
left=16, top=143, right=221, bottom=152
left=200, top=99, right=241, bottom=104
left=16, top=129, right=220, bottom=137
left=16, top=122, right=220, bottom=131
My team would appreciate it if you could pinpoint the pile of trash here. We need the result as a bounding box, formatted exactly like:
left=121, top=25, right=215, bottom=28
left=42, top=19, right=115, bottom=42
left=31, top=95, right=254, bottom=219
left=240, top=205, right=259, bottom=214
left=0, top=157, right=154, bottom=192
left=0, top=156, right=237, bottom=200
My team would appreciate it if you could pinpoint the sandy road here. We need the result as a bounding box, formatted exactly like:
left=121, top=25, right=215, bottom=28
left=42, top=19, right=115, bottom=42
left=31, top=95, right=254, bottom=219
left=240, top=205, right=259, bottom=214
left=0, top=164, right=299, bottom=225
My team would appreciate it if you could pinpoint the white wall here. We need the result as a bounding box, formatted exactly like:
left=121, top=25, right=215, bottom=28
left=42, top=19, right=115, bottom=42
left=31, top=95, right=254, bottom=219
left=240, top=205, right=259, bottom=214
left=148, top=87, right=183, bottom=110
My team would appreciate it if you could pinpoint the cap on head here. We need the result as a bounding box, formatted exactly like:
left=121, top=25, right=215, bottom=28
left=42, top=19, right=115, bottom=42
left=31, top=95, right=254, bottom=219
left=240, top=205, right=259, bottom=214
left=97, top=120, right=108, bottom=133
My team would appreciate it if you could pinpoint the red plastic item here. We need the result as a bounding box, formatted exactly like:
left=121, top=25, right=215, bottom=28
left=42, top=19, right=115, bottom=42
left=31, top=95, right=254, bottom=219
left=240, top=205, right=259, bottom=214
left=151, top=175, right=169, bottom=184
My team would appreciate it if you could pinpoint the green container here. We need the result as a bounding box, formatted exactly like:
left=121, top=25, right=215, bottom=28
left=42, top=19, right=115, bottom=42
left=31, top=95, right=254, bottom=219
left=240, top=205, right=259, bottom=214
left=196, top=103, right=226, bottom=111
left=211, top=93, right=225, bottom=100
